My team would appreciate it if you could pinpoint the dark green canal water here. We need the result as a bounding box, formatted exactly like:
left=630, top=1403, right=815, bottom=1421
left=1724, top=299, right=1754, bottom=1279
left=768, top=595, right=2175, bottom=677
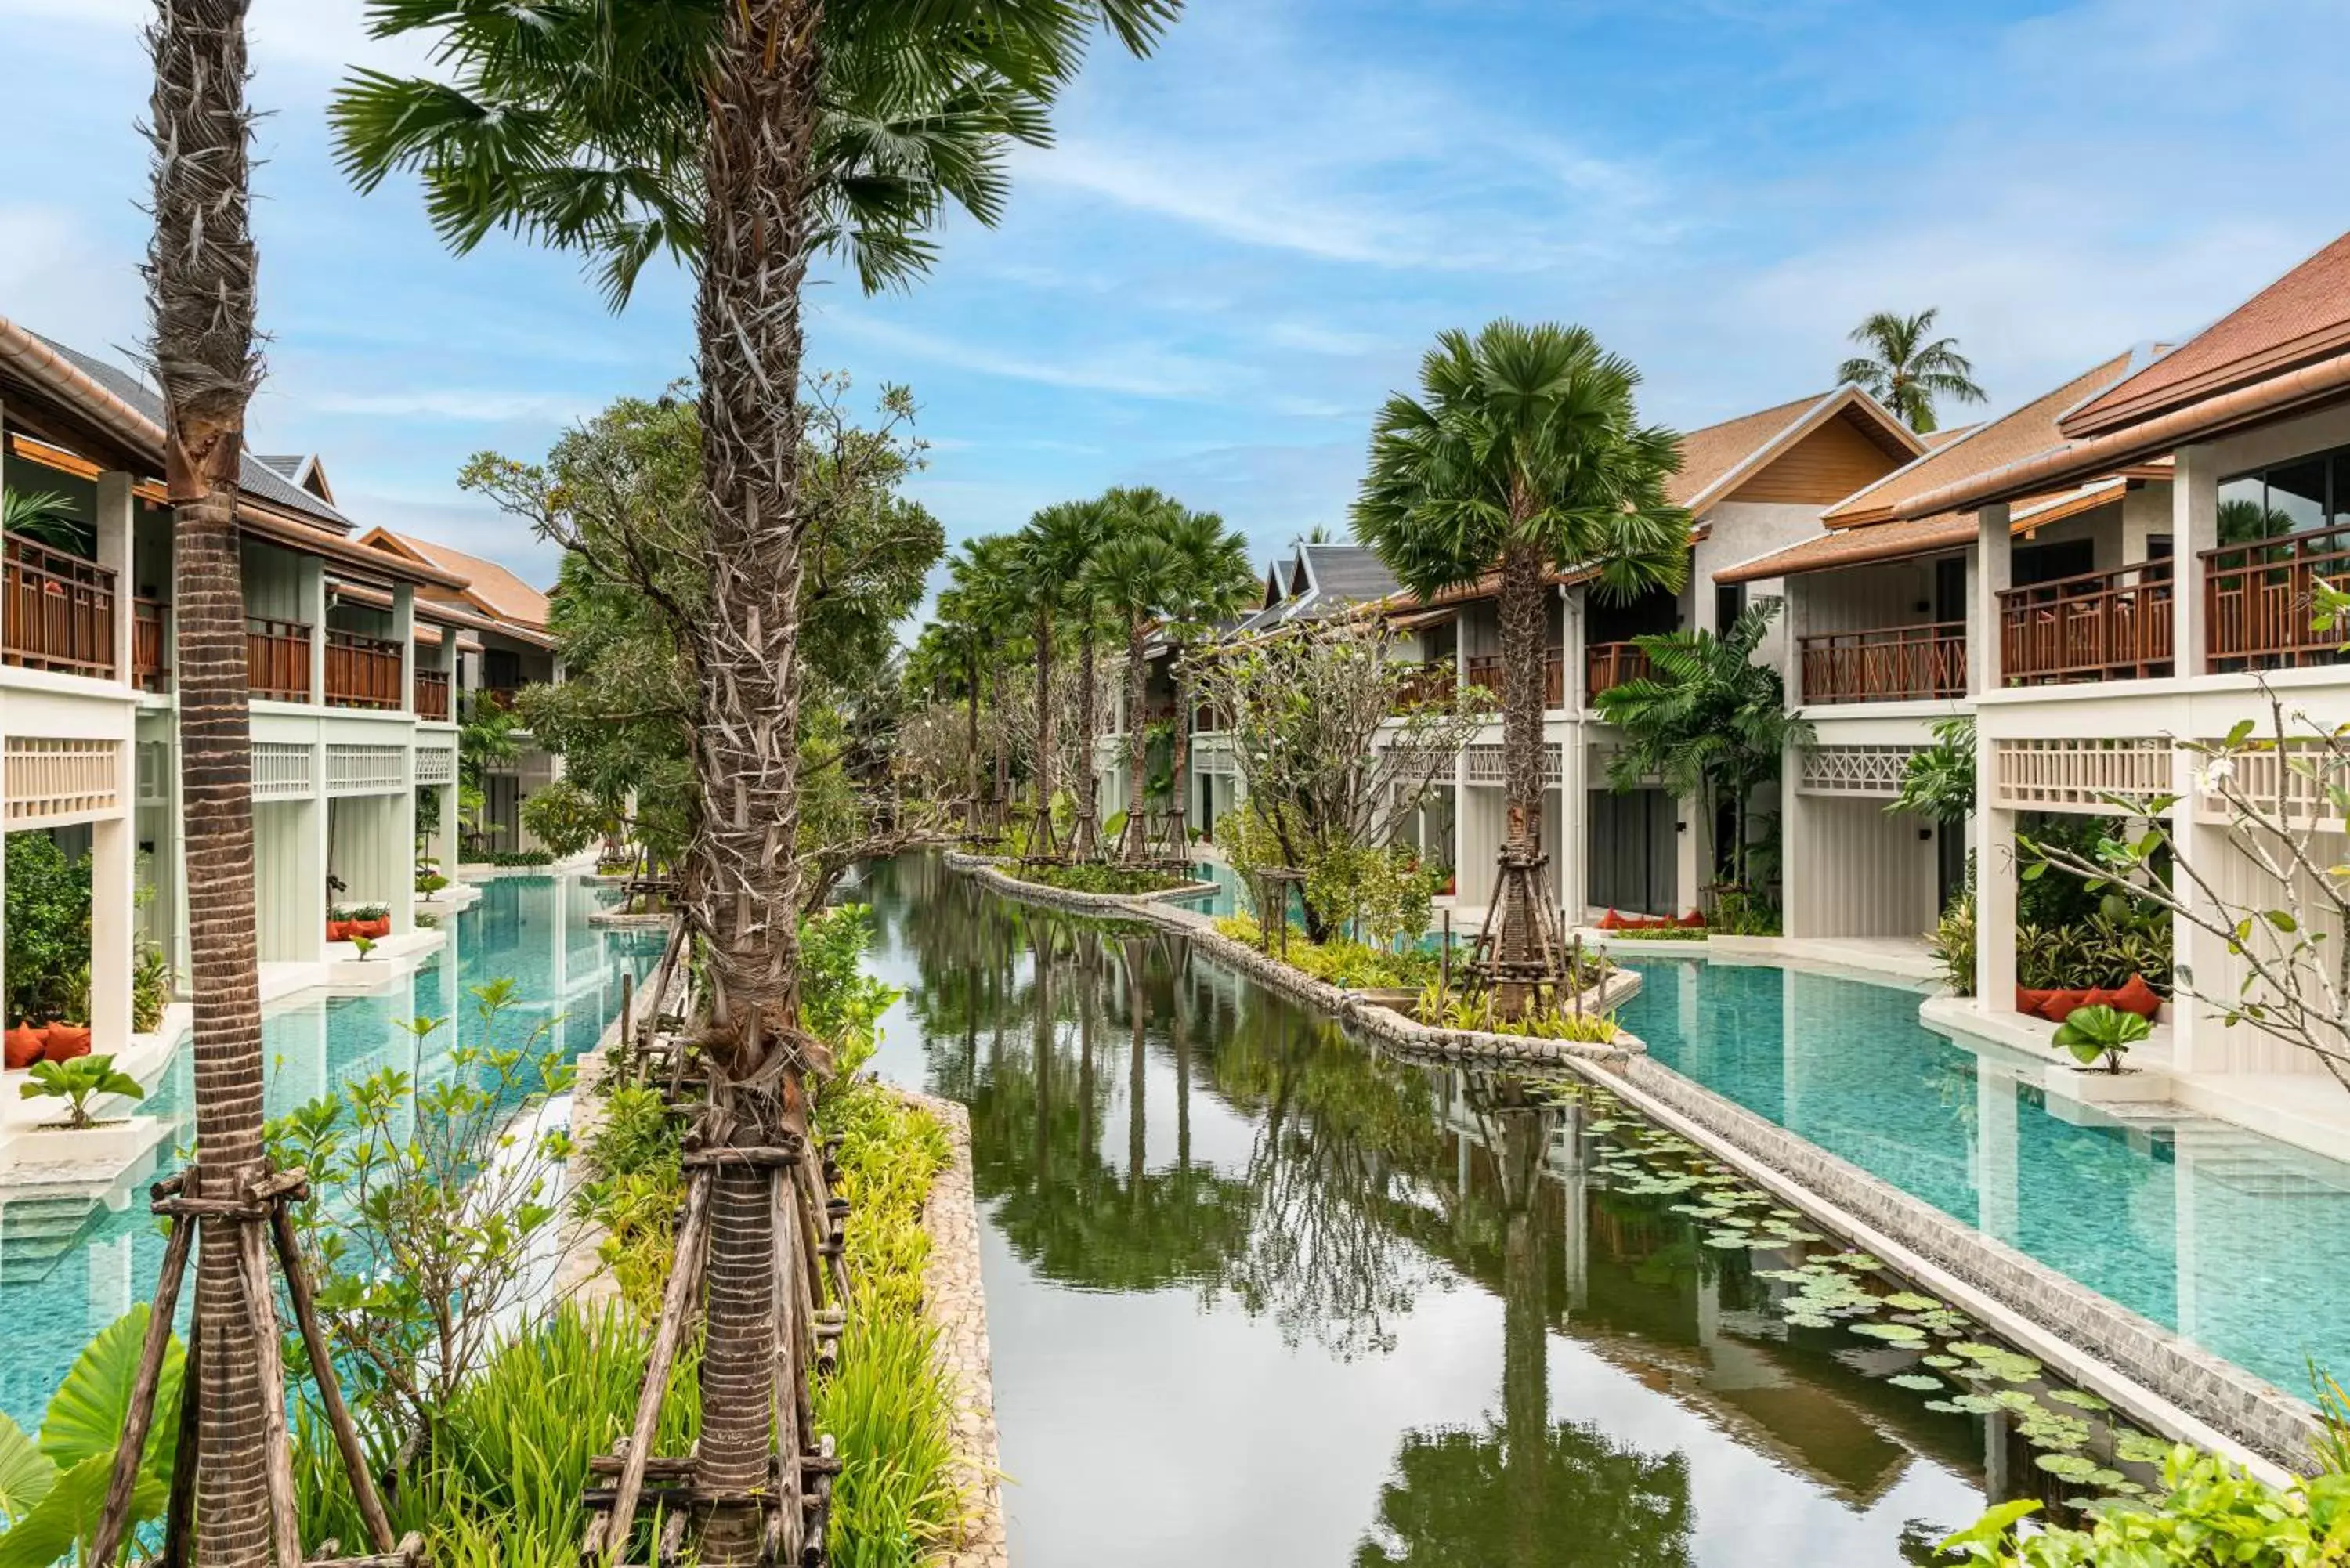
left=856, top=854, right=2043, bottom=1566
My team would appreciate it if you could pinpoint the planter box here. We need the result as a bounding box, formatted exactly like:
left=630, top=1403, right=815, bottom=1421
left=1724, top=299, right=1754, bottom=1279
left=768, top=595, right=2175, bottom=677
left=0, top=1114, right=172, bottom=1177
left=2044, top=1061, right=2172, bottom=1107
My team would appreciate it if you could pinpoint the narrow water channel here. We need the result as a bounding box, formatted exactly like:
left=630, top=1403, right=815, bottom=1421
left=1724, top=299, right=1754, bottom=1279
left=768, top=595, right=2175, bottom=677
left=859, top=854, right=2041, bottom=1567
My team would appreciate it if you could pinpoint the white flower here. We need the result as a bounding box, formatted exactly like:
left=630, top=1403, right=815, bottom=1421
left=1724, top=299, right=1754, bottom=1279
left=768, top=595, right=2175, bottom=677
left=2198, top=757, right=2235, bottom=793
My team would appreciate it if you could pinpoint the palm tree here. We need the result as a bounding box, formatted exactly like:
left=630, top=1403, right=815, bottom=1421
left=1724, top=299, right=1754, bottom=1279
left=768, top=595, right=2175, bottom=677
left=1354, top=320, right=1688, bottom=1013
left=338, top=5, right=1183, bottom=1559
left=1838, top=309, right=1987, bottom=434
left=1085, top=496, right=1188, bottom=862
left=927, top=580, right=989, bottom=820
left=145, top=2, right=273, bottom=1560
left=1595, top=599, right=1812, bottom=905
left=1161, top=510, right=1256, bottom=849
left=1012, top=500, right=1110, bottom=858
left=959, top=534, right=1028, bottom=832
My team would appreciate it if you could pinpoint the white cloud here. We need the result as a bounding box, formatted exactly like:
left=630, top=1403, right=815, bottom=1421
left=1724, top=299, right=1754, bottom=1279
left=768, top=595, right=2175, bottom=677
left=306, top=388, right=595, bottom=423
left=820, top=313, right=1244, bottom=402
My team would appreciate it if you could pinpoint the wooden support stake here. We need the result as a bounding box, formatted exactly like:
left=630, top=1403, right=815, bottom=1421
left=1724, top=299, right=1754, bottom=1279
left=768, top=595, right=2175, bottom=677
left=86, top=1213, right=193, bottom=1568
left=770, top=1167, right=805, bottom=1563
left=591, top=1167, right=713, bottom=1563
left=161, top=1290, right=201, bottom=1568
left=237, top=1215, right=306, bottom=1568
left=270, top=1198, right=395, bottom=1552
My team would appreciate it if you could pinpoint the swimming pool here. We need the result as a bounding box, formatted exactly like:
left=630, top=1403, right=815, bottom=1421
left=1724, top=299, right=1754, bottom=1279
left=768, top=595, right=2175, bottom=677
left=0, top=873, right=657, bottom=1431
left=1615, top=956, right=2350, bottom=1397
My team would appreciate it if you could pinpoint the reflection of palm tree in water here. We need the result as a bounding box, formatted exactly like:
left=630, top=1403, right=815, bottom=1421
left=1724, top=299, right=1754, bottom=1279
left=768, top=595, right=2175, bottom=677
left=1357, top=1075, right=1693, bottom=1568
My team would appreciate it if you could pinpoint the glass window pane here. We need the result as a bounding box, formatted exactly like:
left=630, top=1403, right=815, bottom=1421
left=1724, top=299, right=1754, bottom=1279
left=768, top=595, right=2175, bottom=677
left=2218, top=474, right=2277, bottom=544
left=2268, top=459, right=2327, bottom=533
left=2330, top=453, right=2350, bottom=528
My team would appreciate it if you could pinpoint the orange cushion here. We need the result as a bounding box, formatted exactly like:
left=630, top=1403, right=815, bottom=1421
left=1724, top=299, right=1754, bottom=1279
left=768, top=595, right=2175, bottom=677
left=4, top=1026, right=43, bottom=1071
left=1598, top=909, right=1623, bottom=930
left=1679, top=910, right=1707, bottom=928
left=2016, top=987, right=2054, bottom=1019
left=327, top=920, right=353, bottom=942
left=2113, top=974, right=2163, bottom=1019
left=42, top=1024, right=90, bottom=1062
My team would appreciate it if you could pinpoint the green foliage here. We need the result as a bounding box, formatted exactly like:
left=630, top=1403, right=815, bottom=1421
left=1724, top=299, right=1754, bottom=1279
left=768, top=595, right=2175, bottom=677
left=0, top=1308, right=179, bottom=1558
left=2051, top=1005, right=2149, bottom=1072
left=1219, top=802, right=1445, bottom=950
left=131, top=941, right=172, bottom=1034
left=1014, top=862, right=1191, bottom=897
left=1, top=487, right=94, bottom=557
left=1889, top=714, right=1976, bottom=824
left=18, top=1055, right=144, bottom=1129
left=267, top=983, right=571, bottom=1447
left=478, top=848, right=555, bottom=868
left=1939, top=1450, right=2350, bottom=1565
left=1837, top=308, right=1986, bottom=433
left=517, top=777, right=606, bottom=860
left=1414, top=979, right=1621, bottom=1041
left=4, top=834, right=89, bottom=1024
left=576, top=1083, right=685, bottom=1318
left=1212, top=914, right=1437, bottom=991
left=2018, top=913, right=2172, bottom=993
left=1932, top=881, right=1978, bottom=998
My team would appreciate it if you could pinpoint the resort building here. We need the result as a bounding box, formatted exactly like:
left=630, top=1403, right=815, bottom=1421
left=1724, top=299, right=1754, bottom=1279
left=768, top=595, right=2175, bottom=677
left=0, top=313, right=564, bottom=1082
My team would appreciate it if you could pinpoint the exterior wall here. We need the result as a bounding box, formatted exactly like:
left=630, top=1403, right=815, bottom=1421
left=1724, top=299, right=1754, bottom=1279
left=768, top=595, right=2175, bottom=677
left=1799, top=554, right=1955, bottom=638
left=1782, top=792, right=1939, bottom=940
left=1729, top=417, right=1909, bottom=506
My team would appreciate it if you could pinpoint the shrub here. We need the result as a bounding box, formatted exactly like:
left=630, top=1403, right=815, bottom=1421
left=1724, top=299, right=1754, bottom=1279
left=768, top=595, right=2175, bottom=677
left=20, top=1053, right=144, bottom=1129
left=1014, top=862, right=1190, bottom=897
left=1932, top=883, right=1977, bottom=997
left=1940, top=1450, right=2350, bottom=1566
left=2019, top=912, right=2171, bottom=993
left=132, top=941, right=172, bottom=1033
left=1211, top=914, right=1437, bottom=990
left=4, top=833, right=90, bottom=1024
left=480, top=849, right=555, bottom=868
left=2052, top=1004, right=2149, bottom=1073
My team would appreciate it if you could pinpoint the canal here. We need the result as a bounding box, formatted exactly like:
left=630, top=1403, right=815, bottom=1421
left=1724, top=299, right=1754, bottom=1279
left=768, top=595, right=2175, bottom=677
left=859, top=854, right=2055, bottom=1568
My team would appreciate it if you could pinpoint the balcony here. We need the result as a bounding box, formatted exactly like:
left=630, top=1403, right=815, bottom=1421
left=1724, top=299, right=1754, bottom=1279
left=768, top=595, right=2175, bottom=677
left=2204, top=524, right=2350, bottom=674
left=325, top=629, right=403, bottom=710
left=134, top=598, right=168, bottom=692
left=248, top=618, right=312, bottom=702
left=1584, top=641, right=1651, bottom=704
left=1390, top=662, right=1456, bottom=713
left=1799, top=623, right=1967, bottom=704
left=1466, top=650, right=1567, bottom=709
left=3, top=533, right=116, bottom=679
left=414, top=668, right=451, bottom=721
left=1998, top=563, right=2173, bottom=685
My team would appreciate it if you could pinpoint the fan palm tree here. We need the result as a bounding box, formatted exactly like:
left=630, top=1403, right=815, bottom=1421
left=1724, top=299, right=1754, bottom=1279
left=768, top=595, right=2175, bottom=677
left=338, top=4, right=1182, bottom=1559
left=1354, top=320, right=1688, bottom=1012
left=958, top=534, right=1028, bottom=830
left=1085, top=497, right=1188, bottom=862
left=1157, top=509, right=1255, bottom=851
left=926, top=581, right=989, bottom=818
left=1838, top=309, right=1987, bottom=434
left=1595, top=599, right=1812, bottom=903
left=144, top=2, right=273, bottom=1560
left=1012, top=499, right=1111, bottom=858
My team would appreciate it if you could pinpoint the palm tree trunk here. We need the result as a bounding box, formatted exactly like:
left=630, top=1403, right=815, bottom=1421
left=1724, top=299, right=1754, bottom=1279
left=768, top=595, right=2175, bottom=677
left=147, top=7, right=273, bottom=1563
left=1495, top=542, right=1549, bottom=1016
left=1123, top=621, right=1149, bottom=862
left=685, top=1, right=827, bottom=1559
left=990, top=661, right=1010, bottom=830
left=1032, top=612, right=1056, bottom=854
left=1170, top=659, right=1195, bottom=849
left=964, top=649, right=981, bottom=821
left=1071, top=627, right=1101, bottom=860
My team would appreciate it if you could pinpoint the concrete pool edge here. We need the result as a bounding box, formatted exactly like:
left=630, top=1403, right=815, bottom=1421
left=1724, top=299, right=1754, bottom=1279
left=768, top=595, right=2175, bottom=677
left=1590, top=1051, right=2316, bottom=1479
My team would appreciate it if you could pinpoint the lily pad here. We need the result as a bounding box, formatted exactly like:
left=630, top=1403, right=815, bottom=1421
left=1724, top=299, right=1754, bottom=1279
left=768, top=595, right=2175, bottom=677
left=1850, top=1323, right=1926, bottom=1343
left=1886, top=1374, right=1943, bottom=1392
left=2035, top=1454, right=2099, bottom=1480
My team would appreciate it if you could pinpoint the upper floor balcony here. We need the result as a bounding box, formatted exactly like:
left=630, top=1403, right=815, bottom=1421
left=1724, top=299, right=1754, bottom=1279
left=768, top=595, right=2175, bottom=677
left=1584, top=641, right=1650, bottom=705
left=3, top=533, right=116, bottom=680
left=1390, top=662, right=1457, bottom=714
left=414, top=667, right=451, bottom=721
left=2203, top=522, right=2350, bottom=674
left=1466, top=650, right=1567, bottom=709
left=1998, top=561, right=2174, bottom=685
left=1799, top=622, right=1967, bottom=704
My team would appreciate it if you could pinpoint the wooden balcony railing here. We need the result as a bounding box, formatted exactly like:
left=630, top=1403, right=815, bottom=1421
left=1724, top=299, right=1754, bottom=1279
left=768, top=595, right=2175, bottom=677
left=134, top=598, right=168, bottom=692
left=3, top=533, right=116, bottom=678
left=1466, top=650, right=1567, bottom=709
left=414, top=668, right=452, bottom=721
left=1585, top=641, right=1652, bottom=704
left=477, top=685, right=521, bottom=715
left=2204, top=524, right=2350, bottom=673
left=1998, top=562, right=2173, bottom=685
left=1391, top=662, right=1456, bottom=713
left=1799, top=623, right=1967, bottom=704
left=248, top=618, right=312, bottom=702
left=325, top=629, right=403, bottom=710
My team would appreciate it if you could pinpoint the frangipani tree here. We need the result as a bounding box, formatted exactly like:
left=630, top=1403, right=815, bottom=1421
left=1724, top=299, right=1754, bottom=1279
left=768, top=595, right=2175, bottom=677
left=1354, top=320, right=1687, bottom=1010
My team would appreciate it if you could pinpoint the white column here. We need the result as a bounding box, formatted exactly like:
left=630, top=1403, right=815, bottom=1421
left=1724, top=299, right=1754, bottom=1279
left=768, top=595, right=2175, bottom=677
left=393, top=766, right=418, bottom=938
left=1972, top=503, right=2017, bottom=1012
left=2169, top=746, right=2232, bottom=1074
left=96, top=473, right=135, bottom=686
left=299, top=558, right=328, bottom=706
left=89, top=757, right=136, bottom=1051
left=298, top=775, right=328, bottom=962
left=392, top=583, right=416, bottom=714
left=1971, top=504, right=2010, bottom=699
left=2174, top=443, right=2218, bottom=680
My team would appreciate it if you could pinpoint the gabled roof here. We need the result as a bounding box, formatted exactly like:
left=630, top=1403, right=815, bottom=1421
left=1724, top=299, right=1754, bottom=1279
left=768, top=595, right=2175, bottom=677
left=2063, top=233, right=2350, bottom=439
left=1820, top=351, right=2145, bottom=529
left=360, top=527, right=551, bottom=632
left=1714, top=475, right=2142, bottom=585
left=255, top=452, right=336, bottom=506
left=1668, top=385, right=1923, bottom=513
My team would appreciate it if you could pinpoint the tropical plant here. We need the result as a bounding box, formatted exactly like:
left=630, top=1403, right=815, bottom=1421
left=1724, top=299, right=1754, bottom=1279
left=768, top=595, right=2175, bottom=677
left=1889, top=714, right=1975, bottom=824
left=1837, top=308, right=1987, bottom=433
left=518, top=776, right=606, bottom=861
left=1011, top=498, right=1112, bottom=858
left=0, top=487, right=94, bottom=556
left=20, top=1053, right=146, bottom=1129
left=1355, top=320, right=1688, bottom=1011
left=1597, top=599, right=1810, bottom=901
left=1931, top=882, right=1977, bottom=998
left=1084, top=493, right=1188, bottom=862
left=1159, top=510, right=1256, bottom=845
left=0, top=1310, right=182, bottom=1558
left=2050, top=1004, right=2148, bottom=1074
left=132, top=940, right=172, bottom=1034
left=1939, top=1451, right=2350, bottom=1566
left=4, top=833, right=91, bottom=1024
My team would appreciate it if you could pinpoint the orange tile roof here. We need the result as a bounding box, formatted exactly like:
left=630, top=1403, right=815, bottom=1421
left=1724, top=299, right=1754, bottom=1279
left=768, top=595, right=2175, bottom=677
left=2065, top=233, right=2350, bottom=439
left=1719, top=476, right=2141, bottom=585
left=1665, top=392, right=1827, bottom=506
left=1821, top=352, right=2140, bottom=528
left=360, top=527, right=550, bottom=630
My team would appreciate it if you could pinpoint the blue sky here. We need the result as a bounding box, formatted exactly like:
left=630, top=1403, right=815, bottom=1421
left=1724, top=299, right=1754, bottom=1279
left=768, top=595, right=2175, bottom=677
left=3, top=0, right=2346, bottom=605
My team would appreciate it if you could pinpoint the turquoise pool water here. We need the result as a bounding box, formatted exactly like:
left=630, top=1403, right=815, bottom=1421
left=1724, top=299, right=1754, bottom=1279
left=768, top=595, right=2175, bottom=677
left=0, top=873, right=657, bottom=1432
left=1616, top=956, right=2350, bottom=1396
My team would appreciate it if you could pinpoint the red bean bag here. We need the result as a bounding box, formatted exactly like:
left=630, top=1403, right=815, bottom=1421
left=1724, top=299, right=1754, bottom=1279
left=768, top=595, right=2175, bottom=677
left=5, top=1025, right=45, bottom=1071
left=42, top=1024, right=91, bottom=1062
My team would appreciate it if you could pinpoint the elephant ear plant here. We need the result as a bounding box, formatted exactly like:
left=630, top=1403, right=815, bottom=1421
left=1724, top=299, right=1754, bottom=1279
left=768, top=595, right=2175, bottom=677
left=2051, top=1004, right=2149, bottom=1074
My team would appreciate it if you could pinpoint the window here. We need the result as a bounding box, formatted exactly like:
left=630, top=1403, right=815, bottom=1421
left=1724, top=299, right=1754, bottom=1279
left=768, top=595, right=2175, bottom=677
left=2221, top=443, right=2350, bottom=542
left=1714, top=581, right=1747, bottom=634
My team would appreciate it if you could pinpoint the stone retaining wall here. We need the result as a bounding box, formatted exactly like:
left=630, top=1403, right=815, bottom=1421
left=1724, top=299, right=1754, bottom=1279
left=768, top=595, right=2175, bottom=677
left=945, top=851, right=1638, bottom=1068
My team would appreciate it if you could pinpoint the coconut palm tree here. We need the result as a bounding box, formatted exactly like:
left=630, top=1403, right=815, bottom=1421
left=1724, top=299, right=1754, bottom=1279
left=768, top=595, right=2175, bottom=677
left=1012, top=499, right=1110, bottom=858
left=958, top=534, right=1028, bottom=831
left=144, top=2, right=273, bottom=1560
left=1354, top=320, right=1688, bottom=1013
left=1160, top=510, right=1256, bottom=849
left=927, top=580, right=990, bottom=818
left=1085, top=497, right=1188, bottom=862
left=1595, top=600, right=1811, bottom=908
left=1837, top=308, right=1987, bottom=434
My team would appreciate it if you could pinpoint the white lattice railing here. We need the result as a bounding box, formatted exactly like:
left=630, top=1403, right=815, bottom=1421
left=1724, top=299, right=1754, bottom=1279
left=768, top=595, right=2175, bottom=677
left=327, top=745, right=407, bottom=796
left=1993, top=738, right=2170, bottom=814
left=414, top=746, right=456, bottom=787
left=5, top=739, right=120, bottom=823
left=1798, top=744, right=1922, bottom=798
left=2195, top=743, right=2349, bottom=828
left=252, top=742, right=313, bottom=800
left=1464, top=742, right=1560, bottom=786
